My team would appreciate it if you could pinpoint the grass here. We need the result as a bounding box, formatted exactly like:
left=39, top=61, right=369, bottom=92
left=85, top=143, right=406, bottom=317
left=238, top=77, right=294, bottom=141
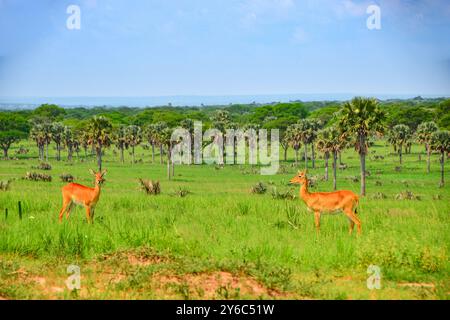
left=0, top=140, right=449, bottom=300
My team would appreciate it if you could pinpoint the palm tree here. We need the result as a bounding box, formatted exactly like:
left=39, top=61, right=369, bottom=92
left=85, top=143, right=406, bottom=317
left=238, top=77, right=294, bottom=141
left=285, top=124, right=302, bottom=165
left=86, top=116, right=113, bottom=171
left=125, top=125, right=142, bottom=164
left=390, top=124, right=411, bottom=164
left=316, top=127, right=344, bottom=190
left=144, top=123, right=158, bottom=163
left=113, top=125, right=127, bottom=164
left=155, top=122, right=168, bottom=164
left=308, top=119, right=321, bottom=169
left=62, top=125, right=74, bottom=161
left=180, top=118, right=195, bottom=162
left=52, top=122, right=65, bottom=161
left=30, top=122, right=51, bottom=161
left=416, top=121, right=438, bottom=173
left=296, top=119, right=314, bottom=169
left=430, top=130, right=450, bottom=187
left=338, top=97, right=386, bottom=196
left=159, top=127, right=174, bottom=180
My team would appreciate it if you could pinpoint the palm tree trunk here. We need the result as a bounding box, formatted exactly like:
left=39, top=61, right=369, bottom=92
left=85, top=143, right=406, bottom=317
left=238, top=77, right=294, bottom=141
left=120, top=146, right=124, bottom=164
left=427, top=144, right=431, bottom=174
left=132, top=146, right=135, bottom=164
left=440, top=150, right=445, bottom=187
left=399, top=144, right=402, bottom=164
left=333, top=151, right=337, bottom=190
left=3, top=148, right=8, bottom=158
left=57, top=143, right=61, bottom=161
left=304, top=143, right=308, bottom=169
left=359, top=134, right=366, bottom=196
left=284, top=147, right=288, bottom=162
left=294, top=148, right=298, bottom=165
left=325, top=152, right=329, bottom=181
left=311, top=144, right=315, bottom=169
left=160, top=145, right=163, bottom=164
left=97, top=145, right=102, bottom=171
left=45, top=143, right=49, bottom=162
left=151, top=143, right=155, bottom=163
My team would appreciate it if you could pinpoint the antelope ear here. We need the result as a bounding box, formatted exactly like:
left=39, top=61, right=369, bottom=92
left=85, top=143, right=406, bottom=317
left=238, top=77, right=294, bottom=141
left=101, top=169, right=108, bottom=176
left=89, top=169, right=96, bottom=175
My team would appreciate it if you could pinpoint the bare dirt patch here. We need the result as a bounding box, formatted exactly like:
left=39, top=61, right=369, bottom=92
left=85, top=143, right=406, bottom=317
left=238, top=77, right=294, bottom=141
left=152, top=271, right=295, bottom=299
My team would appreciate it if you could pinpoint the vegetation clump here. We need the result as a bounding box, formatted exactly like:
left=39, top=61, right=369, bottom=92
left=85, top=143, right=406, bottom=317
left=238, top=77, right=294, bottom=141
left=60, top=173, right=74, bottom=183
left=139, top=178, right=161, bottom=195
left=24, top=172, right=52, bottom=182
left=251, top=182, right=267, bottom=194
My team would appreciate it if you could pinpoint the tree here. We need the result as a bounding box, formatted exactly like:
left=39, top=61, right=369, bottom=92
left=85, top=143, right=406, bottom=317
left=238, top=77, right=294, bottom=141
left=52, top=123, right=65, bottom=161
left=62, top=126, right=75, bottom=161
left=285, top=124, right=302, bottom=165
left=338, top=97, right=386, bottom=196
left=0, top=130, right=25, bottom=158
left=295, top=119, right=314, bottom=169
left=308, top=119, right=321, bottom=169
left=155, top=122, right=168, bottom=164
left=316, top=127, right=344, bottom=190
left=113, top=125, right=127, bottom=164
left=29, top=122, right=52, bottom=161
left=390, top=124, right=411, bottom=164
left=430, top=130, right=450, bottom=187
left=211, top=110, right=231, bottom=133
left=86, top=116, right=113, bottom=171
left=158, top=127, right=174, bottom=180
left=144, top=124, right=158, bottom=163
left=416, top=121, right=438, bottom=173
left=33, top=104, right=66, bottom=121
left=125, top=125, right=142, bottom=164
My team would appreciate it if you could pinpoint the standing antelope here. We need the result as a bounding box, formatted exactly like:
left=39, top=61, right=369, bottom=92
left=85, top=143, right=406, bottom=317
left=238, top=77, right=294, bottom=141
left=290, top=170, right=361, bottom=235
left=58, top=169, right=107, bottom=223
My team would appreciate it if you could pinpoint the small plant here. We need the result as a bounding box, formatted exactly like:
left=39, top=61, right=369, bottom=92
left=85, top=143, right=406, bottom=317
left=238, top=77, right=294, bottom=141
left=348, top=176, right=359, bottom=183
left=370, top=192, right=387, bottom=199
left=375, top=180, right=382, bottom=186
left=395, top=166, right=402, bottom=172
left=285, top=204, right=301, bottom=229
left=251, top=182, right=267, bottom=194
left=338, top=164, right=347, bottom=170
left=16, top=146, right=29, bottom=155
left=172, top=187, right=190, bottom=197
left=24, top=172, right=52, bottom=182
left=0, top=180, right=11, bottom=191
left=432, top=194, right=442, bottom=200
left=395, top=191, right=421, bottom=201
left=60, top=173, right=74, bottom=183
left=32, top=162, right=52, bottom=170
left=139, top=178, right=161, bottom=195
left=271, top=187, right=296, bottom=200
left=237, top=202, right=251, bottom=216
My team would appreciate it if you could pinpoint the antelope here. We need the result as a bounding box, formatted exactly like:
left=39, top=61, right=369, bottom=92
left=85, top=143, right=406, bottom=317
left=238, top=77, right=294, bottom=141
left=58, top=169, right=107, bottom=223
left=290, top=170, right=361, bottom=235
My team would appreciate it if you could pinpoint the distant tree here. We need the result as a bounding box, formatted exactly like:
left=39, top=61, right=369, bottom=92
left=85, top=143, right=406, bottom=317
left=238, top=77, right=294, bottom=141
left=390, top=124, right=411, bottom=164
left=51, top=123, right=65, bottom=161
left=316, top=127, right=344, bottom=189
left=338, top=97, right=386, bottom=196
left=62, top=126, right=74, bottom=161
left=211, top=110, right=231, bottom=133
left=30, top=122, right=52, bottom=161
left=155, top=122, right=168, bottom=164
left=33, top=104, right=66, bottom=121
left=86, top=116, right=113, bottom=171
left=159, top=127, right=174, bottom=180
left=308, top=119, right=321, bottom=169
left=125, top=125, right=142, bottom=164
left=430, top=130, right=450, bottom=187
left=144, top=124, right=159, bottom=163
left=0, top=130, right=25, bottom=158
left=285, top=124, right=302, bottom=165
left=416, top=121, right=438, bottom=173
left=296, top=119, right=314, bottom=169
left=113, top=125, right=127, bottom=164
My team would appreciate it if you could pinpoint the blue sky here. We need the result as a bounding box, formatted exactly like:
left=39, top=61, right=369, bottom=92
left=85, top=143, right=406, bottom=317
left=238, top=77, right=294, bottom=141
left=0, top=0, right=449, bottom=98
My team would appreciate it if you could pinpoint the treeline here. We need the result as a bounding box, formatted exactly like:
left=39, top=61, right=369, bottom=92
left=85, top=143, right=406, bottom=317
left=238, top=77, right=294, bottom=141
left=0, top=97, right=449, bottom=192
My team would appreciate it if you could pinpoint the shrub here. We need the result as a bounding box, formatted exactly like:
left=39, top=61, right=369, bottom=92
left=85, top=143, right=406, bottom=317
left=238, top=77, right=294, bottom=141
left=251, top=182, right=267, bottom=194
left=0, top=180, right=11, bottom=191
left=60, top=174, right=74, bottom=183
left=395, top=191, right=421, bottom=201
left=32, top=162, right=52, bottom=171
left=139, top=179, right=161, bottom=195
left=24, top=172, right=52, bottom=182
left=172, top=187, right=190, bottom=197
left=16, top=146, right=29, bottom=155
left=271, top=187, right=296, bottom=200
left=370, top=192, right=387, bottom=200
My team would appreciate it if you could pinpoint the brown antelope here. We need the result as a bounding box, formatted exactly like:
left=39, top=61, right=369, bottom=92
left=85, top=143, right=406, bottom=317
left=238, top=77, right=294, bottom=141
left=58, top=169, right=107, bottom=223
left=290, top=170, right=361, bottom=235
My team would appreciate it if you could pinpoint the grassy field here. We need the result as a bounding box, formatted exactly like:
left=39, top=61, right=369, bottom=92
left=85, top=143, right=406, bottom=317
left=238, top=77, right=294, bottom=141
left=0, top=140, right=449, bottom=300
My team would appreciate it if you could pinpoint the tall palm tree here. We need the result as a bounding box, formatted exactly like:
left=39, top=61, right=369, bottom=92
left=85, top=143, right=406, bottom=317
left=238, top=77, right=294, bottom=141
left=52, top=122, right=65, bottom=161
left=62, top=125, right=74, bottom=162
left=144, top=123, right=159, bottom=163
left=30, top=122, right=52, bottom=161
left=285, top=124, right=302, bottom=165
left=338, top=97, right=386, bottom=196
left=296, top=119, right=314, bottom=169
left=316, top=126, right=344, bottom=190
left=159, top=126, right=174, bottom=180
left=390, top=124, right=411, bottom=164
left=430, top=130, right=450, bottom=187
left=125, top=125, right=142, bottom=164
left=155, top=122, right=168, bottom=164
left=113, top=125, right=127, bottom=164
left=416, top=121, right=438, bottom=173
left=308, top=119, right=321, bottom=169
left=86, top=116, right=113, bottom=171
